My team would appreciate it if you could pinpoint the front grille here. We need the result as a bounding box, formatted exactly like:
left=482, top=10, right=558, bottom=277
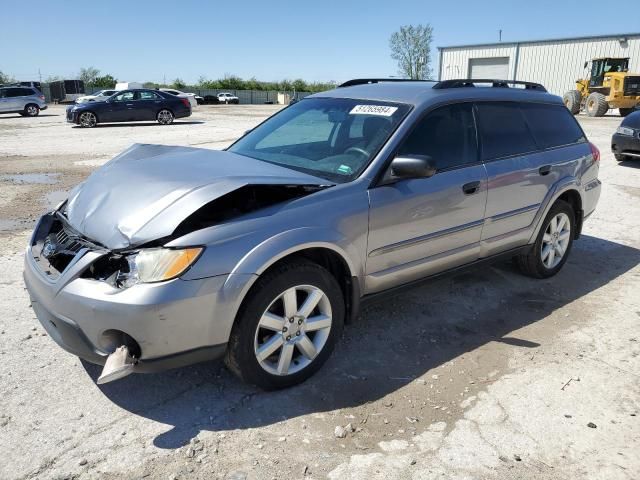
left=31, top=214, right=95, bottom=278
left=623, top=76, right=640, bottom=96
left=66, top=108, right=74, bottom=121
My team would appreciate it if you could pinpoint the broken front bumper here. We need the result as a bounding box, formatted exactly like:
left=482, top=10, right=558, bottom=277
left=23, top=216, right=253, bottom=373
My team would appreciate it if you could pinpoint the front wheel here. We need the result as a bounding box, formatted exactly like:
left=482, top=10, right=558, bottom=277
left=516, top=200, right=575, bottom=278
left=78, top=111, right=97, bottom=127
left=157, top=109, right=174, bottom=125
left=615, top=153, right=628, bottom=162
left=563, top=90, right=582, bottom=115
left=225, top=260, right=344, bottom=389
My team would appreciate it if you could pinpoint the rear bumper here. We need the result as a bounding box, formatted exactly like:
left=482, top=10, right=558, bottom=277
left=612, top=133, right=640, bottom=156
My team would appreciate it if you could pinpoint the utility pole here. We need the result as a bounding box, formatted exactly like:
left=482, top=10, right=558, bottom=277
left=38, top=68, right=42, bottom=82
left=499, top=30, right=502, bottom=42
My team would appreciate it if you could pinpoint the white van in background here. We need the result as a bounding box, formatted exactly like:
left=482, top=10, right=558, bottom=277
left=115, top=82, right=143, bottom=90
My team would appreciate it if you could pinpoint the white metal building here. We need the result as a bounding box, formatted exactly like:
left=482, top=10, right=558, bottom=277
left=438, top=33, right=640, bottom=95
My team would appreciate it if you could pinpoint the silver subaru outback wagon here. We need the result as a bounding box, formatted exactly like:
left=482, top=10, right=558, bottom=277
left=23, top=78, right=601, bottom=388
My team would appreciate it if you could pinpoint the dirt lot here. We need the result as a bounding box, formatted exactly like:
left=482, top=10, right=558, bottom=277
left=0, top=105, right=638, bottom=480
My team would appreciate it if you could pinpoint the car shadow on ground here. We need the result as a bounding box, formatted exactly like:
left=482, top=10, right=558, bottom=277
left=82, top=234, right=640, bottom=449
left=71, top=121, right=205, bottom=128
left=0, top=114, right=59, bottom=119
left=618, top=159, right=640, bottom=169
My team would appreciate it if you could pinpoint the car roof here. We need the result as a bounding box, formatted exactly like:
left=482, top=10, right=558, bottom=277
left=309, top=80, right=563, bottom=107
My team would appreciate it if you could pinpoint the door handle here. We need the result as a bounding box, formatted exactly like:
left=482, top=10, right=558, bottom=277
left=462, top=181, right=481, bottom=195
left=539, top=165, right=552, bottom=176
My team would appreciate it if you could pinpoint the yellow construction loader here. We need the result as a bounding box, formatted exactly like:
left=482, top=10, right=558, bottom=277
left=563, top=57, right=640, bottom=117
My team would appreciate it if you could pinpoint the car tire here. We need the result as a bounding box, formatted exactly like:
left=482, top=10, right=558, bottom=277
left=614, top=153, right=628, bottom=162
left=516, top=200, right=575, bottom=279
left=585, top=92, right=609, bottom=117
left=78, top=111, right=97, bottom=128
left=225, top=259, right=345, bottom=390
left=157, top=109, right=174, bottom=125
left=563, top=90, right=582, bottom=115
left=619, top=108, right=635, bottom=117
left=24, top=104, right=40, bottom=117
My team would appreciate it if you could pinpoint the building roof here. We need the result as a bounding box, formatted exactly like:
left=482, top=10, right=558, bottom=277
left=438, top=32, right=640, bottom=51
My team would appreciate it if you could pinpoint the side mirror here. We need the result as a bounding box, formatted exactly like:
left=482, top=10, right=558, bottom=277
left=386, top=155, right=437, bottom=182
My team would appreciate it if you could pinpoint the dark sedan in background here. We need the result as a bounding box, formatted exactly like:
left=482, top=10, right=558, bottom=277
left=612, top=110, right=640, bottom=161
left=66, top=89, right=191, bottom=127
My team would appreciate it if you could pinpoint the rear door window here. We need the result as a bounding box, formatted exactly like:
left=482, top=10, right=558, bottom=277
left=476, top=102, right=537, bottom=160
left=139, top=91, right=160, bottom=100
left=520, top=103, right=585, bottom=149
left=5, top=88, right=24, bottom=98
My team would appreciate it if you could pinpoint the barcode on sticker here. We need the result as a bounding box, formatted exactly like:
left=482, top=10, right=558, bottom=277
left=349, top=105, right=398, bottom=116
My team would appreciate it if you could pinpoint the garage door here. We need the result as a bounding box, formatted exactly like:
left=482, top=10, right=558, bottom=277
left=468, top=57, right=510, bottom=79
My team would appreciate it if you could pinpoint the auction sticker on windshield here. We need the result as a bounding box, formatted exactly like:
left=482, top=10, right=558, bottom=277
left=349, top=105, right=398, bottom=116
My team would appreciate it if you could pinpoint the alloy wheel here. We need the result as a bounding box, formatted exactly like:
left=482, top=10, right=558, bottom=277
left=79, top=112, right=96, bottom=127
left=157, top=109, right=174, bottom=125
left=541, top=212, right=571, bottom=269
left=26, top=105, right=39, bottom=116
left=254, top=285, right=332, bottom=376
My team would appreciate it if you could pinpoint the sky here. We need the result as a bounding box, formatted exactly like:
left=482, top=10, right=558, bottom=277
left=1, top=0, right=639, bottom=85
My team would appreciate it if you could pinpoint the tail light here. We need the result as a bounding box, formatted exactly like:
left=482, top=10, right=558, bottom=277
left=180, top=98, right=190, bottom=108
left=589, top=142, right=600, bottom=162
left=39, top=95, right=45, bottom=101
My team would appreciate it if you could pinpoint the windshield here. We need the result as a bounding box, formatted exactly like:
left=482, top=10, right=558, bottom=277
left=229, top=98, right=410, bottom=183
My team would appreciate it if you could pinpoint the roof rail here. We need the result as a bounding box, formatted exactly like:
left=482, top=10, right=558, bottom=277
left=432, top=79, right=547, bottom=92
left=338, top=78, right=429, bottom=88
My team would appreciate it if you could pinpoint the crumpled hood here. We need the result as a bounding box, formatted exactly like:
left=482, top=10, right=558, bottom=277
left=65, top=144, right=329, bottom=249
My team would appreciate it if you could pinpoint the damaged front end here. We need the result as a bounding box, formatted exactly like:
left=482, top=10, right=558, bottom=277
left=27, top=145, right=335, bottom=383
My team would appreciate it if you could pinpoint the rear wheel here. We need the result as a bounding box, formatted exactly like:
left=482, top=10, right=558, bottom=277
left=225, top=259, right=344, bottom=389
left=516, top=200, right=575, bottom=278
left=157, top=109, right=174, bottom=125
left=24, top=104, right=40, bottom=117
left=78, top=111, right=97, bottom=128
left=563, top=90, right=582, bottom=115
left=619, top=108, right=635, bottom=117
left=585, top=92, right=609, bottom=117
left=615, top=153, right=628, bottom=162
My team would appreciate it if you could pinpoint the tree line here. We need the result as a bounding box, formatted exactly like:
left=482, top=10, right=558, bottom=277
left=75, top=67, right=336, bottom=92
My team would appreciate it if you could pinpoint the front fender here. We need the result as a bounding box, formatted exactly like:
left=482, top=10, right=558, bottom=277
left=231, top=227, right=361, bottom=278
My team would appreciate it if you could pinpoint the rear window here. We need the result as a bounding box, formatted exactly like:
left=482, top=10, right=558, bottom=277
left=521, top=103, right=585, bottom=149
left=476, top=102, right=537, bottom=160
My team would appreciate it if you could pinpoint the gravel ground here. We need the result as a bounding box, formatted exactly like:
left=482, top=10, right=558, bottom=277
left=0, top=106, right=638, bottom=480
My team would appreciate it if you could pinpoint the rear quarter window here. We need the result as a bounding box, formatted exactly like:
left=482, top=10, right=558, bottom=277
left=521, top=103, right=585, bottom=149
left=476, top=102, right=537, bottom=160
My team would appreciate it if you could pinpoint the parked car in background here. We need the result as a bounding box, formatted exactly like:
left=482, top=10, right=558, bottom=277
left=159, top=88, right=198, bottom=108
left=75, top=90, right=117, bottom=104
left=195, top=94, right=204, bottom=105
left=116, top=82, right=143, bottom=90
left=203, top=94, right=220, bottom=105
left=66, top=89, right=191, bottom=127
left=26, top=78, right=600, bottom=389
left=612, top=109, right=640, bottom=161
left=0, top=86, right=47, bottom=116
left=49, top=80, right=85, bottom=103
left=217, top=92, right=239, bottom=104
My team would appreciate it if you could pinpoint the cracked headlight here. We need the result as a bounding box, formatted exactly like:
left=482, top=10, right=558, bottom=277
left=116, top=247, right=203, bottom=287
